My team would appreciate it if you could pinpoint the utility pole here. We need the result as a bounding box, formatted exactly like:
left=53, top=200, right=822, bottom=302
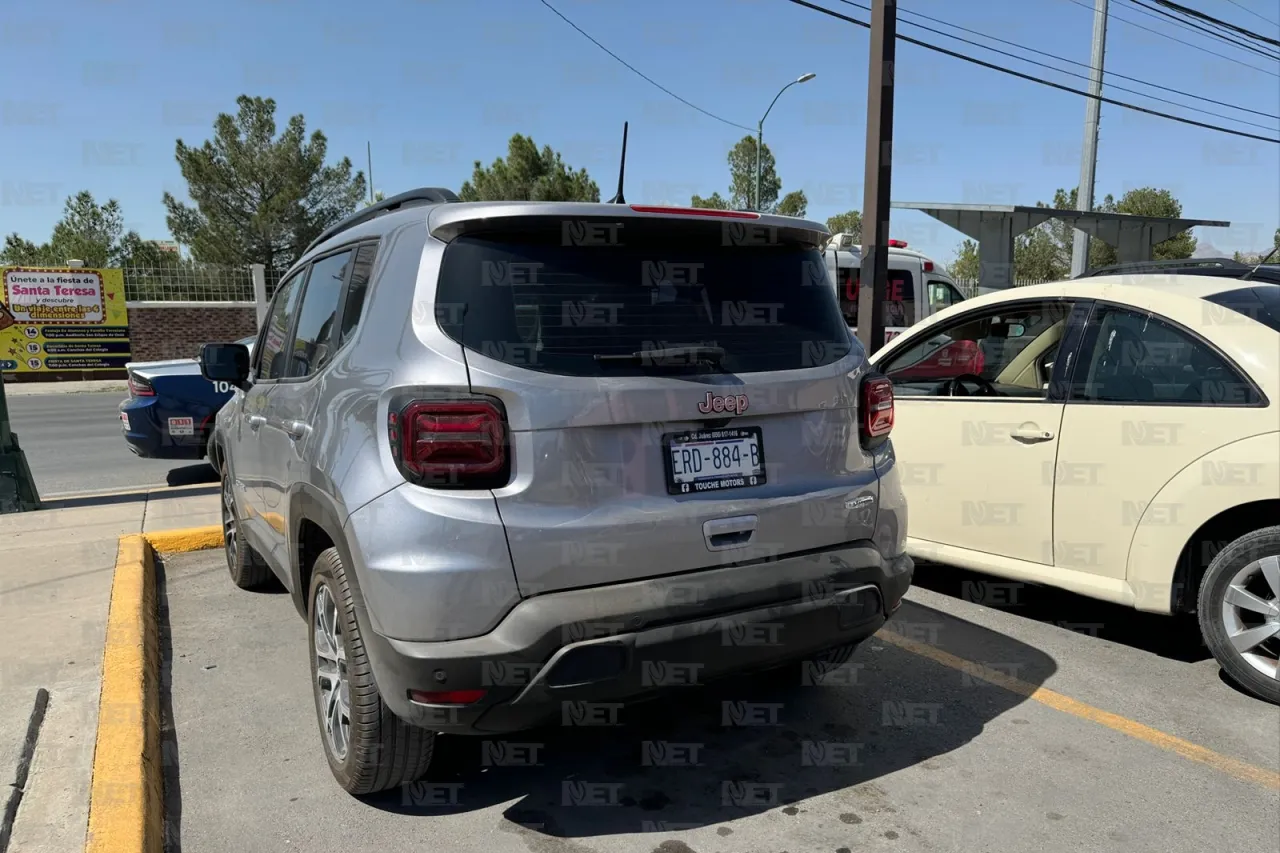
left=367, top=141, right=375, bottom=205
left=1070, top=0, right=1109, bottom=278
left=756, top=73, right=816, bottom=212
left=856, top=0, right=897, bottom=357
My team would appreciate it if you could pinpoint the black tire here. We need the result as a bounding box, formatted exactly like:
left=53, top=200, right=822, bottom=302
left=1197, top=526, right=1280, bottom=705
left=219, top=463, right=273, bottom=590
left=308, top=547, right=435, bottom=795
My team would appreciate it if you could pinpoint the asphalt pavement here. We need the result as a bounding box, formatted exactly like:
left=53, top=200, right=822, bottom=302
left=6, top=391, right=217, bottom=497
left=160, top=550, right=1279, bottom=853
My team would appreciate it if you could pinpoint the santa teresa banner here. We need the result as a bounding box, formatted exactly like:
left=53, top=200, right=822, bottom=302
left=0, top=267, right=131, bottom=372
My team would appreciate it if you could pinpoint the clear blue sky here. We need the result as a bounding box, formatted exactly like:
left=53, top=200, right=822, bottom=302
left=2, top=0, right=1277, bottom=265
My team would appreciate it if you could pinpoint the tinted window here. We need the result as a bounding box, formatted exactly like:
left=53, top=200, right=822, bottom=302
left=437, top=232, right=852, bottom=377
left=881, top=300, right=1073, bottom=398
left=257, top=271, right=305, bottom=381
left=287, top=250, right=352, bottom=378
left=1202, top=286, right=1280, bottom=334
left=838, top=268, right=916, bottom=327
left=339, top=243, right=377, bottom=347
left=1070, top=306, right=1259, bottom=405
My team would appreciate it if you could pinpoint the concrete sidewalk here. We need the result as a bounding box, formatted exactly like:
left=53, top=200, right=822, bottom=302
left=0, top=483, right=219, bottom=853
left=2, top=379, right=130, bottom=396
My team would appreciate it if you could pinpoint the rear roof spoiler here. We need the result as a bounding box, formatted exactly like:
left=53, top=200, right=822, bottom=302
left=427, top=201, right=829, bottom=247
left=302, top=187, right=459, bottom=256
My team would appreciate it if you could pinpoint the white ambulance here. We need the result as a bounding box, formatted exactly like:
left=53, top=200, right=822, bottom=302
left=822, top=232, right=967, bottom=344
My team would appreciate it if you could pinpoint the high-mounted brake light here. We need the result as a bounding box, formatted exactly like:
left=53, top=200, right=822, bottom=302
left=389, top=399, right=508, bottom=489
left=860, top=376, right=894, bottom=448
left=628, top=205, right=760, bottom=220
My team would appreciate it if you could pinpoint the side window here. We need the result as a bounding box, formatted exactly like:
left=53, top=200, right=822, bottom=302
left=287, top=249, right=354, bottom=379
left=928, top=280, right=963, bottom=313
left=838, top=269, right=916, bottom=327
left=256, top=271, right=306, bottom=382
left=1070, top=306, right=1258, bottom=405
left=880, top=300, right=1074, bottom=398
left=338, top=243, right=377, bottom=347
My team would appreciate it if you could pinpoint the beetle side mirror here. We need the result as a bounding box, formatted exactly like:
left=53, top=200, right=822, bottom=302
left=199, top=343, right=251, bottom=391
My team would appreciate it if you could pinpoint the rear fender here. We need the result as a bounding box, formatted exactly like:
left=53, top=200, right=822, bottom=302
left=289, top=485, right=370, bottom=625
left=1126, top=432, right=1280, bottom=613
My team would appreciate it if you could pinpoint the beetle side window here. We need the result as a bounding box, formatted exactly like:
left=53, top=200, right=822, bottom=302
left=1069, top=306, right=1260, bottom=405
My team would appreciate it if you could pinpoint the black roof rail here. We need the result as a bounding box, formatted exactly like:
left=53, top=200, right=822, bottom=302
left=1074, top=257, right=1249, bottom=279
left=302, top=187, right=459, bottom=256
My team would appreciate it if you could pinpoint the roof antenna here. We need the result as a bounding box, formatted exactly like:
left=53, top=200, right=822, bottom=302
left=1241, top=245, right=1278, bottom=282
left=606, top=121, right=628, bottom=204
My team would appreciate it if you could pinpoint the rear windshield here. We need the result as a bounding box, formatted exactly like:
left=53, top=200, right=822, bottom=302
left=436, top=230, right=852, bottom=377
left=1202, top=285, right=1280, bottom=333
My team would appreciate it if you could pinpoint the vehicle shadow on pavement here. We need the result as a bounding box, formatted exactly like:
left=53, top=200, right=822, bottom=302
left=910, top=561, right=1210, bottom=664
left=361, top=599, right=1056, bottom=837
left=165, top=464, right=218, bottom=488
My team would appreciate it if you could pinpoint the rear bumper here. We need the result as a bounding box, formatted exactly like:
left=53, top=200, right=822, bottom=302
left=119, top=398, right=208, bottom=460
left=361, top=541, right=913, bottom=734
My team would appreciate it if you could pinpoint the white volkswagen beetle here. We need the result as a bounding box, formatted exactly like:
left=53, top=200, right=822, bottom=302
left=869, top=271, right=1280, bottom=703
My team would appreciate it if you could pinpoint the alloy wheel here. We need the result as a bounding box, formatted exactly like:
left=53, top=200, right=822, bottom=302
left=1220, top=554, right=1280, bottom=680
left=221, top=476, right=238, bottom=567
left=314, top=584, right=351, bottom=760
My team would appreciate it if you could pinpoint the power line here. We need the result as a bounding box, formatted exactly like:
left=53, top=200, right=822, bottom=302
left=1221, top=0, right=1280, bottom=29
left=1153, top=0, right=1280, bottom=46
left=1121, top=0, right=1280, bottom=60
left=783, top=0, right=1280, bottom=143
left=535, top=0, right=754, bottom=133
left=1058, top=0, right=1280, bottom=75
left=888, top=1, right=1279, bottom=119
left=831, top=0, right=1280, bottom=129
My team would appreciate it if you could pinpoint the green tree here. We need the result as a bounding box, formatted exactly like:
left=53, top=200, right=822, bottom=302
left=1, top=191, right=152, bottom=267
left=164, top=95, right=366, bottom=271
left=949, top=239, right=980, bottom=280
left=362, top=190, right=387, bottom=209
left=690, top=192, right=730, bottom=210
left=691, top=135, right=806, bottom=215
left=825, top=210, right=862, bottom=240
left=459, top=134, right=599, bottom=202
left=775, top=190, right=808, bottom=218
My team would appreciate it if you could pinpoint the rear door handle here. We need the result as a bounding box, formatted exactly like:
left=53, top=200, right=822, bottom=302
left=1011, top=425, right=1054, bottom=443
left=283, top=420, right=310, bottom=441
left=245, top=414, right=266, bottom=430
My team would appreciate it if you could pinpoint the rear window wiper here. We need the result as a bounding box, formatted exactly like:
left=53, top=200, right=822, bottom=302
left=593, top=345, right=726, bottom=368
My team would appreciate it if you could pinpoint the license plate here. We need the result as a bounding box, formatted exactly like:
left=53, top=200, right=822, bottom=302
left=662, top=427, right=766, bottom=495
left=120, top=412, right=129, bottom=430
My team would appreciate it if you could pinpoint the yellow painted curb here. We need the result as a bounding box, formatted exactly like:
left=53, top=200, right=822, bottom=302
left=85, top=527, right=222, bottom=852
left=144, top=525, right=222, bottom=554
left=85, top=535, right=163, bottom=853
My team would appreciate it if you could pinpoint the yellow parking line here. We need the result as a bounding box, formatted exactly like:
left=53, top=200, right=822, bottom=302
left=877, top=629, right=1280, bottom=792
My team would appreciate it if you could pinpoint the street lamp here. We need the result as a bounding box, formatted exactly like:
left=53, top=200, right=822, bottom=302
left=755, top=72, right=816, bottom=212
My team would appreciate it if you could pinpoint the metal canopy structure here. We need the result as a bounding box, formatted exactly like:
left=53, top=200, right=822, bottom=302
left=893, top=202, right=1231, bottom=294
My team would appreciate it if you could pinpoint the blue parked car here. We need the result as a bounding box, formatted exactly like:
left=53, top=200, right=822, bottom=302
left=120, top=336, right=256, bottom=460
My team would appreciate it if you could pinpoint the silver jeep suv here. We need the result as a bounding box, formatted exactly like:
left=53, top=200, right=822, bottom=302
left=201, top=188, right=913, bottom=795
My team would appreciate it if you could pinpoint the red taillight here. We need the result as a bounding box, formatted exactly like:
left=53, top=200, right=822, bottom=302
left=128, top=373, right=155, bottom=397
left=628, top=205, right=760, bottom=219
left=860, top=376, right=894, bottom=445
left=391, top=399, right=508, bottom=487
left=409, top=689, right=487, bottom=706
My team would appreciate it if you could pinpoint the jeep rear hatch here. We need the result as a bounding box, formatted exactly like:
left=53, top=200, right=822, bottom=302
left=432, top=211, right=886, bottom=596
